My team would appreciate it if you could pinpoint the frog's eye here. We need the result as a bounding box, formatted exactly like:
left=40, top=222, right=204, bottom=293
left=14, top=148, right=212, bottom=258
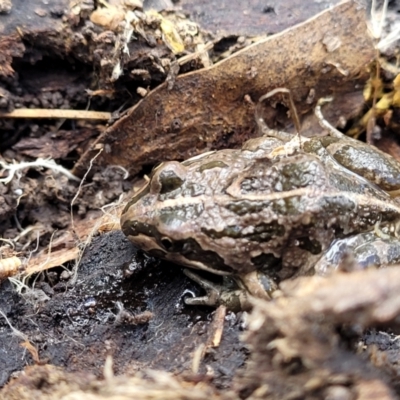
left=158, top=170, right=184, bottom=194
left=150, top=162, right=186, bottom=194
left=160, top=236, right=173, bottom=250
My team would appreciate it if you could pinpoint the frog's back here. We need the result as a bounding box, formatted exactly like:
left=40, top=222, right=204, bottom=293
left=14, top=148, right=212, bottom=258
left=121, top=146, right=400, bottom=278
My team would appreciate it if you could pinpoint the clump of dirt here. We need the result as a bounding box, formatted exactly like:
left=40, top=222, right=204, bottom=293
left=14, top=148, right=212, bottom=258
left=235, top=268, right=400, bottom=400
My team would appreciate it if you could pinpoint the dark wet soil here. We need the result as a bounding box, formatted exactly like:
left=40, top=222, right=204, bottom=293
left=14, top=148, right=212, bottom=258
left=0, top=231, right=246, bottom=388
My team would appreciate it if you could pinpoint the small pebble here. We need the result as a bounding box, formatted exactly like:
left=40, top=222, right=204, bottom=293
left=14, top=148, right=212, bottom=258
left=324, top=385, right=353, bottom=400
left=60, top=270, right=71, bottom=280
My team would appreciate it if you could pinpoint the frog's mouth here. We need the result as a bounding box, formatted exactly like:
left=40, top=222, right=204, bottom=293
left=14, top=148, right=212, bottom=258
left=121, top=216, right=236, bottom=276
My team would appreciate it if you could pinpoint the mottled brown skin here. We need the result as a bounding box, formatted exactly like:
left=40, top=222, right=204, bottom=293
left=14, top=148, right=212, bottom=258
left=121, top=131, right=400, bottom=309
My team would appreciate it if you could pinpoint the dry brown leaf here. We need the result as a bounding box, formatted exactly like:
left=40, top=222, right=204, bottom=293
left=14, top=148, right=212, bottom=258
left=75, top=0, right=375, bottom=177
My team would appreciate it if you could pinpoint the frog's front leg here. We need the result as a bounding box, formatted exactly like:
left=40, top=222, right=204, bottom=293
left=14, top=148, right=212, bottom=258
left=183, top=269, right=277, bottom=311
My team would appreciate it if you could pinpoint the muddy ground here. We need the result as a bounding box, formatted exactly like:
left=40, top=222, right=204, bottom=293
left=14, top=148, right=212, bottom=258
left=0, top=231, right=246, bottom=387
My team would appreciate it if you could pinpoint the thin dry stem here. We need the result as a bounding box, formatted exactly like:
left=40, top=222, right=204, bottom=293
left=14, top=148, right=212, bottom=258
left=0, top=108, right=112, bottom=120
left=70, top=148, right=103, bottom=230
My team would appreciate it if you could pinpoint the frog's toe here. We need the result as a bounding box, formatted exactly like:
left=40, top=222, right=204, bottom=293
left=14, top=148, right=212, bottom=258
left=183, top=269, right=225, bottom=307
left=183, top=269, right=251, bottom=311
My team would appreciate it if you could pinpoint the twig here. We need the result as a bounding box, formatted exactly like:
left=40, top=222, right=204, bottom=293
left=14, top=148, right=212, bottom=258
left=0, top=109, right=112, bottom=120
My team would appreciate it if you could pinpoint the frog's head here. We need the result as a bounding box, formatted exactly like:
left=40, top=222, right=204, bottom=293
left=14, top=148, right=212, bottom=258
left=120, top=161, right=189, bottom=248
left=120, top=160, right=236, bottom=275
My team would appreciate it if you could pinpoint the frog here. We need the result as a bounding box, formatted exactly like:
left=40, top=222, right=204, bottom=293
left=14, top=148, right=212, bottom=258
left=120, top=91, right=400, bottom=311
left=315, top=230, right=400, bottom=276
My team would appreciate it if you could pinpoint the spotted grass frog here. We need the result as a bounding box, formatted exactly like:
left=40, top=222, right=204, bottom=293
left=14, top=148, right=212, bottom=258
left=121, top=92, right=400, bottom=310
